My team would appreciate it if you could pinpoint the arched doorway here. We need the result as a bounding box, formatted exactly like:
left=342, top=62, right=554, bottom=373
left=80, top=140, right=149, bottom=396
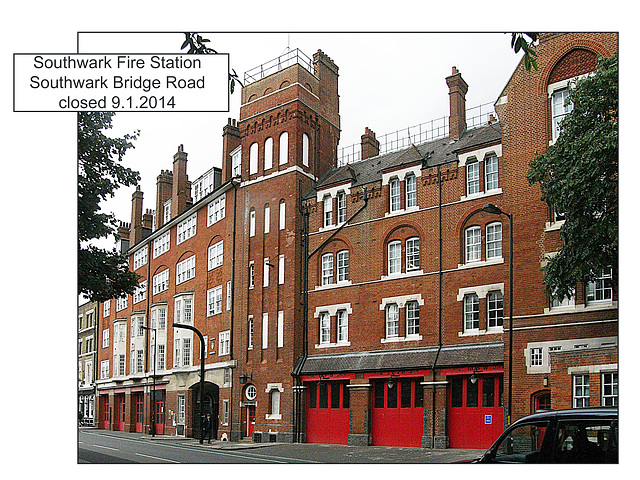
left=190, top=381, right=219, bottom=440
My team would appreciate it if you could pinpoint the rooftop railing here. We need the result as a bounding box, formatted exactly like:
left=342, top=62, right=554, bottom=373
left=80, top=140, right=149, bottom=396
left=337, top=102, right=496, bottom=166
left=244, top=48, right=314, bottom=85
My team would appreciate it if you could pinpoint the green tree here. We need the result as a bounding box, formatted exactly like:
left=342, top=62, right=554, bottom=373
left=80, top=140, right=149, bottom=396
left=78, top=111, right=140, bottom=302
left=511, top=33, right=538, bottom=71
left=527, top=54, right=618, bottom=299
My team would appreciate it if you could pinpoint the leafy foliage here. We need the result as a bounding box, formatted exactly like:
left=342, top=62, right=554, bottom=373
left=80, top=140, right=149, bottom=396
left=527, top=55, right=618, bottom=299
left=511, top=33, right=539, bottom=71
left=78, top=112, right=140, bottom=302
left=181, top=33, right=242, bottom=94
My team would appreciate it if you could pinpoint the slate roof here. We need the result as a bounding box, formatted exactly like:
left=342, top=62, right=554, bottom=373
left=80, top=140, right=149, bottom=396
left=305, top=122, right=501, bottom=199
left=296, top=342, right=504, bottom=375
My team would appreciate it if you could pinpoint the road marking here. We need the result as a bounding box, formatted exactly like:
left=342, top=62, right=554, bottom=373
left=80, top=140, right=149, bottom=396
left=93, top=444, right=118, bottom=451
left=134, top=453, right=180, bottom=463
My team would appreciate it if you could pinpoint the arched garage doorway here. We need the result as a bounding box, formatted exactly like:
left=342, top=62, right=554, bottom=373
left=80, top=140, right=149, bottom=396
left=190, top=381, right=219, bottom=440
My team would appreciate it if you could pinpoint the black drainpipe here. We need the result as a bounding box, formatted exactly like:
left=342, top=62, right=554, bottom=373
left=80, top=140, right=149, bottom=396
left=229, top=178, right=239, bottom=440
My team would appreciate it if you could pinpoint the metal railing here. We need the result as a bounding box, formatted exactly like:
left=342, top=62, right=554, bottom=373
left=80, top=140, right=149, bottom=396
left=244, top=48, right=314, bottom=85
left=337, top=102, right=496, bottom=167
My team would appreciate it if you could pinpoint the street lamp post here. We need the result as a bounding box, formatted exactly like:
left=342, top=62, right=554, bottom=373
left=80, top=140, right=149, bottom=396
left=141, top=324, right=157, bottom=437
left=482, top=203, right=514, bottom=426
left=172, top=322, right=206, bottom=444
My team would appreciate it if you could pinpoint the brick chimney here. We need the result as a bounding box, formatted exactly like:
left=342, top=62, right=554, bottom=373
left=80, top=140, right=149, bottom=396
left=221, top=118, right=241, bottom=183
left=361, top=127, right=380, bottom=160
left=130, top=186, right=144, bottom=246
left=155, top=169, right=173, bottom=229
left=172, top=144, right=190, bottom=219
left=446, top=66, right=469, bottom=140
left=117, top=221, right=130, bottom=253
left=142, top=209, right=154, bottom=230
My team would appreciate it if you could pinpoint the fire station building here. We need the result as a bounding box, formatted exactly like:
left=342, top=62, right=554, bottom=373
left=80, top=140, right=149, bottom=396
left=94, top=32, right=618, bottom=449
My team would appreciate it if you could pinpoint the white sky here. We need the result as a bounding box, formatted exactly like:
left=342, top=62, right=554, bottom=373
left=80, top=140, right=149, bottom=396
left=2, top=0, right=635, bottom=475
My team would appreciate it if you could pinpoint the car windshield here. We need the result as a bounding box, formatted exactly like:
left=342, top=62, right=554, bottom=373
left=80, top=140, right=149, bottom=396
left=553, top=419, right=618, bottom=463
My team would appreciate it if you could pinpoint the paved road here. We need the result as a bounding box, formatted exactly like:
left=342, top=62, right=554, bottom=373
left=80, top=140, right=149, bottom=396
left=78, top=428, right=483, bottom=464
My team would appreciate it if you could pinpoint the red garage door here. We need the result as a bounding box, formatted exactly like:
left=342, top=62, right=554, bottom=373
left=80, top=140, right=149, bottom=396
left=448, top=375, right=504, bottom=448
left=306, top=381, right=349, bottom=445
left=371, top=378, right=423, bottom=447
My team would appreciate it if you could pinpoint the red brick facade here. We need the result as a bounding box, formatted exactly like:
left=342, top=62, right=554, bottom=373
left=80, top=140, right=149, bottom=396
left=94, top=34, right=618, bottom=448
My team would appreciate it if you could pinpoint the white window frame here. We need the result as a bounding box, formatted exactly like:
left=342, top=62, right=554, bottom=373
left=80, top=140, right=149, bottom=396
left=337, top=250, right=349, bottom=282
left=182, top=338, right=192, bottom=367
left=530, top=347, right=543, bottom=367
left=466, top=159, right=480, bottom=195
left=278, top=254, right=285, bottom=285
left=264, top=137, right=273, bottom=170
left=385, top=303, right=399, bottom=338
left=248, top=316, right=254, bottom=350
left=207, top=285, right=223, bottom=316
left=279, top=131, right=288, bottom=165
left=262, top=313, right=268, bottom=349
left=487, top=290, right=503, bottom=328
left=388, top=241, right=402, bottom=274
left=302, top=133, right=309, bottom=167
left=152, top=269, right=169, bottom=295
left=406, top=174, right=417, bottom=208
left=321, top=253, right=334, bottom=285
left=226, top=280, right=232, bottom=311
left=249, top=209, right=256, bottom=237
left=465, top=226, right=482, bottom=263
left=176, top=255, right=196, bottom=285
left=319, top=312, right=330, bottom=344
left=115, top=295, right=128, bottom=312
left=249, top=142, right=258, bottom=175
left=279, top=201, right=286, bottom=230
left=406, top=237, right=420, bottom=271
left=323, top=196, right=333, bottom=227
left=157, top=344, right=165, bottom=370
left=163, top=199, right=172, bottom=224
left=249, top=261, right=255, bottom=289
left=601, top=372, right=618, bottom=406
left=208, top=240, right=224, bottom=270
left=222, top=399, right=230, bottom=425
left=133, top=245, right=148, bottom=270
left=463, top=293, right=480, bottom=332
left=406, top=301, right=419, bottom=336
left=263, top=257, right=270, bottom=287
left=231, top=148, right=242, bottom=177
left=485, top=154, right=499, bottom=191
left=133, top=280, right=147, bottom=304
left=219, top=330, right=230, bottom=356
left=389, top=178, right=401, bottom=212
left=102, top=328, right=109, bottom=348
left=337, top=191, right=347, bottom=224
left=103, top=300, right=110, bottom=318
left=551, top=88, right=573, bottom=142
left=207, top=194, right=226, bottom=226
left=573, top=374, right=590, bottom=408
left=264, top=205, right=270, bottom=234
left=153, top=231, right=171, bottom=258
left=586, top=267, right=613, bottom=303
left=177, top=213, right=197, bottom=245
left=277, top=311, right=284, bottom=348
left=100, top=360, right=109, bottom=379
left=486, top=222, right=502, bottom=259
left=337, top=309, right=348, bottom=343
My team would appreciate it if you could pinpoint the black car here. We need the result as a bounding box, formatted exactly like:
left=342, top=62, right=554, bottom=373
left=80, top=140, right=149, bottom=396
left=474, top=408, right=618, bottom=463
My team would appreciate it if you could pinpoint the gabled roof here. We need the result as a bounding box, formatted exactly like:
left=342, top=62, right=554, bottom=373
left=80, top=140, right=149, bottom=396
left=305, top=122, right=501, bottom=199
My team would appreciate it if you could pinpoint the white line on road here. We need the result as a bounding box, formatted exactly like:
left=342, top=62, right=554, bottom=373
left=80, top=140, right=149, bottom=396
left=134, top=453, right=180, bottom=463
left=93, top=445, right=119, bottom=451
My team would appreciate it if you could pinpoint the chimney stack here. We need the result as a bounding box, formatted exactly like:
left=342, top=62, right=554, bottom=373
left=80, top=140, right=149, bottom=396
left=361, top=127, right=380, bottom=160
left=221, top=118, right=241, bottom=183
left=155, top=169, right=173, bottom=229
left=130, top=186, right=144, bottom=246
left=172, top=144, right=190, bottom=219
left=446, top=66, right=469, bottom=141
left=142, top=209, right=154, bottom=230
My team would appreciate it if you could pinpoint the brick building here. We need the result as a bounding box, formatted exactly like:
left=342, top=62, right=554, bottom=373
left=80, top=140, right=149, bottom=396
left=93, top=33, right=618, bottom=449
left=78, top=300, right=98, bottom=425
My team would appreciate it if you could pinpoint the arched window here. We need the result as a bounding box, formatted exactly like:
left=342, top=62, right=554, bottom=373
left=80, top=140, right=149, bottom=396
left=279, top=200, right=286, bottom=230
left=302, top=133, right=309, bottom=167
left=279, top=131, right=288, bottom=165
left=249, top=208, right=256, bottom=237
left=465, top=226, right=481, bottom=263
left=270, top=389, right=280, bottom=415
left=321, top=253, right=333, bottom=286
left=388, top=240, right=402, bottom=274
left=264, top=137, right=273, bottom=170
left=249, top=142, right=258, bottom=175
left=406, top=237, right=420, bottom=271
left=264, top=204, right=270, bottom=234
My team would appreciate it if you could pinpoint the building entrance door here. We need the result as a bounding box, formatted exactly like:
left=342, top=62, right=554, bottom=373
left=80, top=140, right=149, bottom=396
left=247, top=405, right=256, bottom=437
left=155, top=398, right=166, bottom=435
left=116, top=394, right=126, bottom=431
left=306, top=382, right=349, bottom=445
left=134, top=393, right=144, bottom=433
left=370, top=378, right=423, bottom=447
left=101, top=395, right=109, bottom=430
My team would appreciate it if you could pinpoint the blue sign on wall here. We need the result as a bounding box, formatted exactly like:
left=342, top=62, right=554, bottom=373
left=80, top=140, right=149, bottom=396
left=484, top=415, right=492, bottom=425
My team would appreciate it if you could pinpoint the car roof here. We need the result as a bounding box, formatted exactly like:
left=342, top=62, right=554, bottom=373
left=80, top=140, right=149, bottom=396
left=512, top=407, right=618, bottom=425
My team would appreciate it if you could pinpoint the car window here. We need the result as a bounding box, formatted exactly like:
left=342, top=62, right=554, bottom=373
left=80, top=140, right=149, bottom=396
left=491, top=421, right=550, bottom=463
left=553, top=419, right=618, bottom=463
